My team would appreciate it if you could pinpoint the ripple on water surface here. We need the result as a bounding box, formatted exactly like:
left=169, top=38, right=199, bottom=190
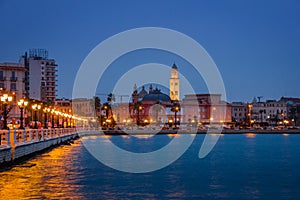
left=0, top=134, right=300, bottom=199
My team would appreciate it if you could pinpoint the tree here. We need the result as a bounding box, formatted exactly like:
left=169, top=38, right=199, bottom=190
left=102, top=102, right=110, bottom=118
left=290, top=106, right=297, bottom=125
left=134, top=101, right=143, bottom=126
left=93, top=96, right=101, bottom=116
left=107, top=93, right=115, bottom=105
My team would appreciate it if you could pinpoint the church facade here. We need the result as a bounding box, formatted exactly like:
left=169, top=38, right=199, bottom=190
left=129, top=84, right=173, bottom=125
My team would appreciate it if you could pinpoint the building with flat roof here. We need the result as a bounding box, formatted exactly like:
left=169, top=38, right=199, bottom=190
left=279, top=97, right=300, bottom=125
left=181, top=94, right=232, bottom=124
left=231, top=102, right=249, bottom=123
left=249, top=97, right=287, bottom=124
left=0, top=62, right=26, bottom=122
left=20, top=49, right=57, bottom=103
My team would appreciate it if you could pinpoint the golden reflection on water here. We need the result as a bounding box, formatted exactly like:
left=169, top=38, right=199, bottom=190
left=0, top=141, right=84, bottom=199
left=167, top=134, right=179, bottom=138
left=90, top=135, right=98, bottom=139
left=101, top=135, right=112, bottom=139
left=209, top=133, right=218, bottom=137
left=133, top=134, right=154, bottom=139
left=245, top=133, right=256, bottom=138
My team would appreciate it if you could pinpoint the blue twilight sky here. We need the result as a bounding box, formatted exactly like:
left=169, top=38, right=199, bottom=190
left=0, top=0, right=299, bottom=102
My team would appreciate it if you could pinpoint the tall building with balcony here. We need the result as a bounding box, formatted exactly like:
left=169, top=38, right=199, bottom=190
left=0, top=62, right=26, bottom=120
left=20, top=49, right=57, bottom=103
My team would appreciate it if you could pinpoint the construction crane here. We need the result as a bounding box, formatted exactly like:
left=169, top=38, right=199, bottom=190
left=96, top=93, right=130, bottom=103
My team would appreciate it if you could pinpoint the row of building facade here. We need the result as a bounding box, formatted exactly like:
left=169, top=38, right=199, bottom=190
left=102, top=88, right=300, bottom=127
left=232, top=97, right=300, bottom=126
left=0, top=49, right=57, bottom=122
left=1, top=52, right=299, bottom=128
left=39, top=93, right=300, bottom=128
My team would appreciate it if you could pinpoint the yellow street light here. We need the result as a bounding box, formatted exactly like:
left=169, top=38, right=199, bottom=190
left=1, top=94, right=13, bottom=102
left=42, top=107, right=50, bottom=129
left=17, top=98, right=28, bottom=129
left=32, top=103, right=41, bottom=129
left=1, top=93, right=13, bottom=129
left=17, top=99, right=28, bottom=108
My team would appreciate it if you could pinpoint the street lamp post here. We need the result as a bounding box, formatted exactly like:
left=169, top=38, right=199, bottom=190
left=171, top=101, right=180, bottom=128
left=63, top=113, right=69, bottom=128
left=248, top=104, right=253, bottom=126
left=17, top=99, right=28, bottom=129
left=103, top=103, right=109, bottom=118
left=32, top=104, right=41, bottom=129
left=137, top=104, right=143, bottom=126
left=1, top=94, right=13, bottom=129
left=51, top=109, right=55, bottom=128
left=174, top=106, right=180, bottom=127
left=102, top=103, right=110, bottom=128
left=55, top=111, right=60, bottom=127
left=43, top=107, right=50, bottom=129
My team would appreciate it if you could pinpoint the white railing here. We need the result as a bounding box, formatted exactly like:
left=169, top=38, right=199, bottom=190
left=0, top=128, right=79, bottom=147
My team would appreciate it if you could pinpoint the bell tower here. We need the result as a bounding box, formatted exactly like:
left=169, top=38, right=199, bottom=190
left=170, top=63, right=180, bottom=100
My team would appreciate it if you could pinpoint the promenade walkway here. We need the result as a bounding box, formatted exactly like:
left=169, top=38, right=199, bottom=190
left=0, top=128, right=85, bottom=164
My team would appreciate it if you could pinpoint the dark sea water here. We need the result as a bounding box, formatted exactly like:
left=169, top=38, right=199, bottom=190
left=0, top=133, right=300, bottom=199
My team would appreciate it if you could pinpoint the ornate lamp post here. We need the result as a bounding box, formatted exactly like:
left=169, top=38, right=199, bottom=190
left=43, top=107, right=51, bottom=129
left=171, top=101, right=181, bottom=128
left=32, top=104, right=41, bottom=129
left=1, top=93, right=13, bottom=129
left=17, top=99, right=28, bottom=129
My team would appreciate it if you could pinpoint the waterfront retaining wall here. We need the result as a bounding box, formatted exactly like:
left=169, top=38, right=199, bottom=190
left=0, top=128, right=78, bottom=164
left=0, top=147, right=12, bottom=163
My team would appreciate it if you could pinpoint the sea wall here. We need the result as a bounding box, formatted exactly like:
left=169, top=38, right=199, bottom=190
left=0, top=128, right=78, bottom=164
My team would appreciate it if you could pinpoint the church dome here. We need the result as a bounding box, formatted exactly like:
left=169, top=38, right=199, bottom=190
left=142, top=88, right=171, bottom=102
